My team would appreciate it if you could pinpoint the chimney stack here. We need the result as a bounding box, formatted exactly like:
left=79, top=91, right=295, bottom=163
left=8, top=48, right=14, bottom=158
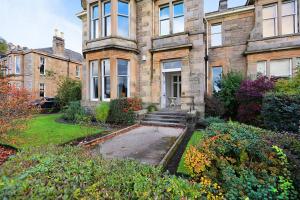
left=219, top=0, right=228, bottom=11
left=53, top=29, right=65, bottom=56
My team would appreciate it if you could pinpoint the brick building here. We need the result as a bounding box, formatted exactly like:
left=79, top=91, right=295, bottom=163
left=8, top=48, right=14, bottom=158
left=0, top=33, right=83, bottom=99
left=78, top=0, right=300, bottom=113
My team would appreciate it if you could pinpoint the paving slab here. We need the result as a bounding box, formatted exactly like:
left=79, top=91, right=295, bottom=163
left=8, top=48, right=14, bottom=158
left=92, top=125, right=184, bottom=165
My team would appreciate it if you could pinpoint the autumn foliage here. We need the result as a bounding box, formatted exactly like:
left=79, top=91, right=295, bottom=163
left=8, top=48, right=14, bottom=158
left=0, top=78, right=37, bottom=136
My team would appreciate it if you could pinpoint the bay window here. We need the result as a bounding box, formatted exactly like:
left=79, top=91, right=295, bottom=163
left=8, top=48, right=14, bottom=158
left=211, top=24, right=222, bottom=47
left=117, top=1, right=129, bottom=37
left=282, top=1, right=297, bottom=35
left=91, top=4, right=99, bottom=39
left=90, top=61, right=99, bottom=101
left=160, top=5, right=170, bottom=35
left=102, top=1, right=111, bottom=37
left=15, top=56, right=20, bottom=74
left=101, top=59, right=111, bottom=100
left=270, top=59, right=292, bottom=77
left=173, top=2, right=184, bottom=33
left=117, top=59, right=129, bottom=98
left=263, top=4, right=277, bottom=37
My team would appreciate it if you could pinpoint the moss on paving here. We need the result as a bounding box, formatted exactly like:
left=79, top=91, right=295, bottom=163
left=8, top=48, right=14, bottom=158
left=177, top=131, right=204, bottom=175
left=0, top=114, right=103, bottom=149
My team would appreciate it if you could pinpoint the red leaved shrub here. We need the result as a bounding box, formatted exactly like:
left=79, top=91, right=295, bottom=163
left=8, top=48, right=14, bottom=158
left=236, top=76, right=274, bottom=126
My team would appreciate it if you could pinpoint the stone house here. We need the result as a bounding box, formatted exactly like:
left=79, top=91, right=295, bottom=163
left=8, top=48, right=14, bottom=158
left=0, top=33, right=83, bottom=99
left=206, top=0, right=300, bottom=94
left=78, top=0, right=300, bottom=114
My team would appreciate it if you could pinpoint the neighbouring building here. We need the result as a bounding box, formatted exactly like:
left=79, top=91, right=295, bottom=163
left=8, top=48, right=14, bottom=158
left=78, top=0, right=300, bottom=114
left=206, top=0, right=300, bottom=94
left=0, top=32, right=83, bottom=99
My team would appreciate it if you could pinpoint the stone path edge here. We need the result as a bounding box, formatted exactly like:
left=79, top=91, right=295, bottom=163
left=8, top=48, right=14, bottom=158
left=159, top=126, right=188, bottom=169
left=80, top=124, right=140, bottom=148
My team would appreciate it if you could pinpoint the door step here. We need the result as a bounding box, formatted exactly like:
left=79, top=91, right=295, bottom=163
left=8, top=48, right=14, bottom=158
left=141, top=110, right=187, bottom=127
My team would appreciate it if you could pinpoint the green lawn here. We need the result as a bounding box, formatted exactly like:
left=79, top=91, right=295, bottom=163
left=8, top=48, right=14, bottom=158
left=0, top=114, right=103, bottom=149
left=177, top=131, right=204, bottom=175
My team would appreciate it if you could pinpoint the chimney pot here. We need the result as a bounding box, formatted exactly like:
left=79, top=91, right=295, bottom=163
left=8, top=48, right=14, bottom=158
left=219, top=0, right=228, bottom=11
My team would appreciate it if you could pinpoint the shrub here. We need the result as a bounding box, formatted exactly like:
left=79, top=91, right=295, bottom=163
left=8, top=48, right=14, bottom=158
left=56, top=77, right=82, bottom=108
left=147, top=104, right=158, bottom=112
left=107, top=98, right=141, bottom=125
left=203, top=117, right=225, bottom=126
left=204, top=94, right=225, bottom=117
left=62, top=101, right=85, bottom=123
left=184, top=122, right=298, bottom=199
left=95, top=102, right=110, bottom=123
left=0, top=145, right=221, bottom=199
left=236, top=76, right=274, bottom=126
left=275, top=69, right=300, bottom=95
left=262, top=93, right=300, bottom=133
left=217, top=72, right=243, bottom=118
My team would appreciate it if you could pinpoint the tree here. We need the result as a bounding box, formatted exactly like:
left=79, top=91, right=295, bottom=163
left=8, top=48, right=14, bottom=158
left=0, top=37, right=8, bottom=54
left=56, top=77, right=82, bottom=108
left=0, top=78, right=37, bottom=136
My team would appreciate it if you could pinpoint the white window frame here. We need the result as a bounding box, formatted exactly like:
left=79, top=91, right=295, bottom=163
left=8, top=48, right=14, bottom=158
left=159, top=4, right=171, bottom=36
left=282, top=0, right=297, bottom=35
left=15, top=56, right=20, bottom=74
left=263, top=4, right=278, bottom=38
left=172, top=1, right=184, bottom=34
left=102, top=0, right=111, bottom=37
left=90, top=3, right=99, bottom=39
left=211, top=23, right=222, bottom=47
left=90, top=60, right=99, bottom=101
left=101, top=59, right=111, bottom=101
left=39, top=83, right=45, bottom=97
left=256, top=61, right=267, bottom=76
left=117, top=0, right=130, bottom=38
left=76, top=65, right=80, bottom=78
left=40, top=56, right=45, bottom=75
left=270, top=58, right=292, bottom=77
left=117, top=59, right=130, bottom=98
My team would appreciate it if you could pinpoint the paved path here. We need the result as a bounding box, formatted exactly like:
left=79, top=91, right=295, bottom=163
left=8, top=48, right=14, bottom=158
left=92, top=126, right=184, bottom=165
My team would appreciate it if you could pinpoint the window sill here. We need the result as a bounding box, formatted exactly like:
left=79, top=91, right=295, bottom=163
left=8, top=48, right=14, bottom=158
left=152, top=31, right=189, bottom=40
left=248, top=32, right=300, bottom=42
left=87, top=35, right=135, bottom=44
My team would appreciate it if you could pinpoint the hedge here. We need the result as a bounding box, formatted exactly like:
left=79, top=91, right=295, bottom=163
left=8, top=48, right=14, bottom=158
left=262, top=93, right=300, bottom=133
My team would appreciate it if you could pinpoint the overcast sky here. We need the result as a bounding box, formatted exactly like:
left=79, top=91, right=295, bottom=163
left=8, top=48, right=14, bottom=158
left=0, top=0, right=245, bottom=53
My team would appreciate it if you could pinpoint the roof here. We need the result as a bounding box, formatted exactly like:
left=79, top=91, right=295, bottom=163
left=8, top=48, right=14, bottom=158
left=34, top=47, right=83, bottom=63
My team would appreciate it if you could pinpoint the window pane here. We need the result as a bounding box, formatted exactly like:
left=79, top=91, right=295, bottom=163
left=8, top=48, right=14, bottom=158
left=211, top=33, right=222, bottom=46
left=257, top=61, right=266, bottom=75
left=104, top=2, right=111, bottom=15
left=173, top=83, right=178, bottom=97
left=92, top=62, right=98, bottom=76
left=15, top=57, right=20, bottom=74
left=118, top=16, right=129, bottom=37
left=174, top=3, right=184, bottom=17
left=160, top=19, right=170, bottom=35
left=92, top=5, right=99, bottom=18
left=93, top=19, right=99, bottom=38
left=270, top=59, right=291, bottom=77
left=282, top=15, right=294, bottom=34
left=163, top=60, right=182, bottom=70
left=211, top=24, right=221, bottom=34
left=282, top=1, right=295, bottom=16
left=212, top=67, right=222, bottom=93
left=104, top=16, right=111, bottom=36
left=104, top=77, right=110, bottom=98
left=160, top=6, right=169, bottom=19
left=103, top=60, right=110, bottom=75
left=263, top=5, right=276, bottom=19
left=118, top=1, right=129, bottom=15
left=263, top=19, right=275, bottom=37
left=118, top=60, right=128, bottom=75
left=93, top=77, right=99, bottom=98
left=118, top=76, right=128, bottom=97
left=173, top=16, right=184, bottom=33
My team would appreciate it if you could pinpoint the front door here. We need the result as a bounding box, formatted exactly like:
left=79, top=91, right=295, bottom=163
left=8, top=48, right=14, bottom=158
left=171, top=74, right=181, bottom=106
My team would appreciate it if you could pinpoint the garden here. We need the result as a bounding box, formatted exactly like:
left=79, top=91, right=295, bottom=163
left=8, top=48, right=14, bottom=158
left=1, top=69, right=300, bottom=199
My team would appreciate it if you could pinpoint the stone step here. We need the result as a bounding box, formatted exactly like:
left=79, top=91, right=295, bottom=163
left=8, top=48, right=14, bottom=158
left=145, top=114, right=186, bottom=119
left=151, top=111, right=187, bottom=116
left=143, top=117, right=185, bottom=123
left=140, top=120, right=186, bottom=128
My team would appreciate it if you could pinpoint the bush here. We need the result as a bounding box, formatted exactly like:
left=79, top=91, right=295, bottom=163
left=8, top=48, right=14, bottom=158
left=62, top=101, right=85, bottom=123
left=204, top=94, right=225, bottom=117
left=184, top=122, right=298, bottom=199
left=275, top=69, right=300, bottom=95
left=107, top=98, right=142, bottom=125
left=0, top=145, right=222, bottom=199
left=217, top=72, right=243, bottom=118
left=147, top=104, right=158, bottom=112
left=56, top=77, right=82, bottom=108
left=236, top=76, right=274, bottom=126
left=262, top=93, right=300, bottom=133
left=95, top=102, right=110, bottom=123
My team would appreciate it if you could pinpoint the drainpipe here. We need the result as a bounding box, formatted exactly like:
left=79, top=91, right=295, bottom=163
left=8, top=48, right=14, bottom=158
left=204, top=17, right=209, bottom=95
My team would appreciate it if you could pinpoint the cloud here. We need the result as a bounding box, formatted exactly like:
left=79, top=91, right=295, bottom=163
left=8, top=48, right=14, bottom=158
left=0, top=0, right=82, bottom=53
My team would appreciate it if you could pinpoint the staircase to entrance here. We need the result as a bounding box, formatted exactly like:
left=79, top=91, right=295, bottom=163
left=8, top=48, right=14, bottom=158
left=141, top=110, right=187, bottom=127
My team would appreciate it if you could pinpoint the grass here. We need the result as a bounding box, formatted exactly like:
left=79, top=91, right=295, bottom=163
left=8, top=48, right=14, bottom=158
left=0, top=114, right=103, bottom=149
left=177, top=130, right=204, bottom=175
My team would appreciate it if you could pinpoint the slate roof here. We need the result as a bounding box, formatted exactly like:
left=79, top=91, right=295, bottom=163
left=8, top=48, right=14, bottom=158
left=34, top=47, right=83, bottom=63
